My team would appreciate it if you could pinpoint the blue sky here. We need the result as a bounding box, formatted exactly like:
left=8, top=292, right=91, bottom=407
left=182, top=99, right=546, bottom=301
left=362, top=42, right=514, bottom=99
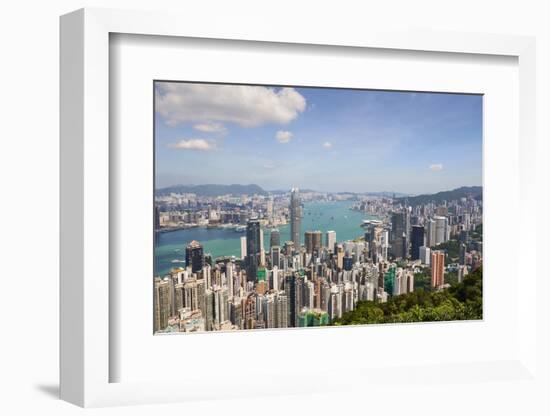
left=155, top=82, right=482, bottom=194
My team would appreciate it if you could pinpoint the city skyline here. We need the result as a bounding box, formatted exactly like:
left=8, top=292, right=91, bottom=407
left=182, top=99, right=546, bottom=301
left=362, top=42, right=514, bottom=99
left=155, top=182, right=480, bottom=198
left=154, top=186, right=483, bottom=333
left=153, top=81, right=483, bottom=334
left=155, top=82, right=483, bottom=194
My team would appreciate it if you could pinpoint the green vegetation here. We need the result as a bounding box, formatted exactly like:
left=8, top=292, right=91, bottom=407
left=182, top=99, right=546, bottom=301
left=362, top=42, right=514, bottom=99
left=414, top=268, right=432, bottom=292
left=471, top=223, right=483, bottom=240
left=445, top=271, right=459, bottom=286
left=433, top=240, right=460, bottom=262
left=395, top=186, right=482, bottom=207
left=332, top=266, right=482, bottom=325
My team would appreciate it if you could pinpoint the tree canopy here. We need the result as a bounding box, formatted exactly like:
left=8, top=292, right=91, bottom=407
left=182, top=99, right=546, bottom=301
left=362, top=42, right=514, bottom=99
left=332, top=266, right=482, bottom=325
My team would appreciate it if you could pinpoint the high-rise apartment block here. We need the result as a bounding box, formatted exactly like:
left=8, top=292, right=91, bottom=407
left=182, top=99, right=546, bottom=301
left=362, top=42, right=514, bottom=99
left=431, top=250, right=445, bottom=288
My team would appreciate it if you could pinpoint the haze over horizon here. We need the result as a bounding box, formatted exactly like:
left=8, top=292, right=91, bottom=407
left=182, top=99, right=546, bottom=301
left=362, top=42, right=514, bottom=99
left=155, top=182, right=482, bottom=197
left=155, top=82, right=483, bottom=194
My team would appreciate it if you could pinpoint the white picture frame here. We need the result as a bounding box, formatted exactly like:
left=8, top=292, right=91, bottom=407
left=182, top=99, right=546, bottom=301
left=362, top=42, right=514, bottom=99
left=60, top=7, right=538, bottom=408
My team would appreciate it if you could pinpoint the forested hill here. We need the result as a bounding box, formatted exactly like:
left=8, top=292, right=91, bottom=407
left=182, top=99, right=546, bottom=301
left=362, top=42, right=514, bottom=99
left=156, top=184, right=267, bottom=197
left=395, top=186, right=482, bottom=207
left=333, top=266, right=483, bottom=325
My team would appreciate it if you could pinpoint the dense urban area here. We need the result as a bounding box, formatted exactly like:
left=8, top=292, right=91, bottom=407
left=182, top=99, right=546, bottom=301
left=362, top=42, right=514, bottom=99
left=153, top=186, right=483, bottom=333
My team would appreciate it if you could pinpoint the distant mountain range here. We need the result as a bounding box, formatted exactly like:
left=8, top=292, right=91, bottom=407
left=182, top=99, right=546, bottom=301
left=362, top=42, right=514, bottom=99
left=395, top=186, right=482, bottom=206
left=155, top=183, right=477, bottom=200
left=156, top=184, right=267, bottom=197
left=360, top=191, right=409, bottom=198
left=268, top=189, right=408, bottom=197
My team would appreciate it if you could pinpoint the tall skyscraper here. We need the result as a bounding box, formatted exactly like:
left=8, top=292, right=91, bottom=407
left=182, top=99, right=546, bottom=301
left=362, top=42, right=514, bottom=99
left=245, top=219, right=261, bottom=282
left=270, top=246, right=281, bottom=270
left=434, top=216, right=448, bottom=246
left=259, top=228, right=265, bottom=266
left=364, top=223, right=375, bottom=245
left=185, top=240, right=204, bottom=273
left=343, top=255, right=353, bottom=271
left=285, top=275, right=304, bottom=327
left=305, top=230, right=322, bottom=255
left=336, top=244, right=344, bottom=270
left=326, top=230, right=336, bottom=252
left=240, top=236, right=247, bottom=259
left=426, top=218, right=436, bottom=247
left=154, top=277, right=172, bottom=332
left=275, top=293, right=289, bottom=328
left=391, top=208, right=410, bottom=258
left=290, top=188, right=301, bottom=248
left=431, top=250, right=445, bottom=288
left=380, top=228, right=389, bottom=261
left=270, top=228, right=280, bottom=248
left=411, top=225, right=425, bottom=260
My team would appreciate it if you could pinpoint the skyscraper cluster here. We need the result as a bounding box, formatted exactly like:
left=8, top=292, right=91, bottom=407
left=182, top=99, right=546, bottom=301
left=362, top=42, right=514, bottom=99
left=154, top=189, right=482, bottom=333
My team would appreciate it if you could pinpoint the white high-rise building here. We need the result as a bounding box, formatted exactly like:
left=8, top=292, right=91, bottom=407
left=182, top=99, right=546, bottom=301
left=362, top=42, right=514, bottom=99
left=213, top=287, right=229, bottom=325
left=202, top=264, right=212, bottom=288
left=419, top=246, right=431, bottom=266
left=434, top=216, right=448, bottom=245
left=240, top=236, right=247, bottom=259
left=271, top=265, right=280, bottom=292
left=354, top=242, right=365, bottom=262
left=380, top=229, right=389, bottom=261
left=226, top=262, right=234, bottom=297
left=259, top=228, right=264, bottom=252
left=426, top=219, right=436, bottom=247
left=326, top=230, right=336, bottom=252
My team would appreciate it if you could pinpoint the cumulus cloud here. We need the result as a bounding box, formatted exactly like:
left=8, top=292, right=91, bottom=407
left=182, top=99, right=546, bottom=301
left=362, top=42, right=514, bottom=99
left=156, top=83, right=306, bottom=127
left=276, top=130, right=293, bottom=143
left=322, top=141, right=332, bottom=148
left=193, top=121, right=227, bottom=134
left=167, top=139, right=217, bottom=151
left=429, top=163, right=443, bottom=171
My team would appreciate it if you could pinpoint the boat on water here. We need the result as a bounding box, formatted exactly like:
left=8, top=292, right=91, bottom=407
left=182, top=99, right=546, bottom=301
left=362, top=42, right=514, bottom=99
left=234, top=225, right=246, bottom=232
left=171, top=259, right=184, bottom=264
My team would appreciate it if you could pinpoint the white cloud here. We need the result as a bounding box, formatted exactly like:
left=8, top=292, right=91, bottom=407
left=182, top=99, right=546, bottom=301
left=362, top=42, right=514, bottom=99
left=156, top=83, right=306, bottom=127
left=193, top=121, right=227, bottom=134
left=429, top=163, right=444, bottom=171
left=167, top=139, right=217, bottom=151
left=322, top=141, right=332, bottom=148
left=276, top=130, right=293, bottom=143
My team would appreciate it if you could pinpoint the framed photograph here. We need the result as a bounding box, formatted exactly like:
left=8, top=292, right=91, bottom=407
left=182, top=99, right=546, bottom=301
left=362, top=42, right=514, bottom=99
left=152, top=81, right=483, bottom=335
left=60, top=8, right=538, bottom=408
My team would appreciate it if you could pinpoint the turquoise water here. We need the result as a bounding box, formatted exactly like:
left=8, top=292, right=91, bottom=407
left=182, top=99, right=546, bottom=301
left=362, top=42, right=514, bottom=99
left=154, top=200, right=375, bottom=277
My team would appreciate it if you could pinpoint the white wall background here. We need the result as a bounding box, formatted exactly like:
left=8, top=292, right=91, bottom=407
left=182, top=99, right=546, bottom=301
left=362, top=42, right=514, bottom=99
left=0, top=0, right=548, bottom=415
